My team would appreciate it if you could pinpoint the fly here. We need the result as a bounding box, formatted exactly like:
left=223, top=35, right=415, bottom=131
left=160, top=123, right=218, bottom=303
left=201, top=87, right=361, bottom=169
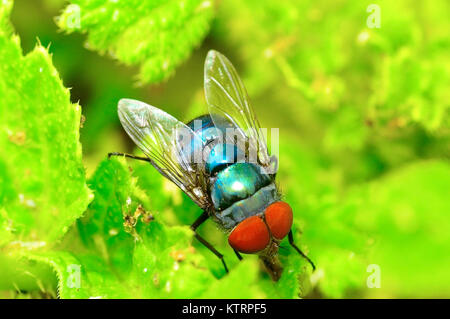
left=109, top=50, right=315, bottom=281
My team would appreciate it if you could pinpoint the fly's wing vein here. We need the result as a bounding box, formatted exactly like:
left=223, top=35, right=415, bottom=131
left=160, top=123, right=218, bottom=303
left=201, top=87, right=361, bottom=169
left=118, top=98, right=209, bottom=209
left=204, top=50, right=271, bottom=167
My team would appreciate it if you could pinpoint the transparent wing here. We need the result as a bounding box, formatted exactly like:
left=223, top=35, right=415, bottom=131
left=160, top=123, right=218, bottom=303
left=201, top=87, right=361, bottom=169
left=204, top=50, right=272, bottom=169
left=118, top=99, right=210, bottom=209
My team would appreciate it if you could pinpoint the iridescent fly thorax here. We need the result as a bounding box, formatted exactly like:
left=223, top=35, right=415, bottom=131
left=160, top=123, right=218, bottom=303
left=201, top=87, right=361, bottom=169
left=186, top=114, right=235, bottom=145
left=186, top=115, right=277, bottom=229
left=211, top=163, right=271, bottom=210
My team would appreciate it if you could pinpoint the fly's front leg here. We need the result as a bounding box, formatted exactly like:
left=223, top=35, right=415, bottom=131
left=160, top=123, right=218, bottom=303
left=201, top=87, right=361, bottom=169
left=288, top=230, right=316, bottom=271
left=233, top=249, right=243, bottom=261
left=108, top=152, right=151, bottom=162
left=190, top=211, right=229, bottom=273
left=109, top=152, right=174, bottom=182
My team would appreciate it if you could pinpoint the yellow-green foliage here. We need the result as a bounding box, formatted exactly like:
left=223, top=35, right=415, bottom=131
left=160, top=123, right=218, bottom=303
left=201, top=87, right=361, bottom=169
left=0, top=0, right=449, bottom=298
left=57, top=0, right=214, bottom=83
left=0, top=0, right=91, bottom=244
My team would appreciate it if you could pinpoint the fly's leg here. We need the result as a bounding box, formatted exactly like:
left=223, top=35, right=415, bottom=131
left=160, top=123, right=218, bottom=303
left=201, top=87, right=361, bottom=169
left=108, top=152, right=151, bottom=162
left=288, top=230, right=316, bottom=271
left=109, top=152, right=173, bottom=182
left=233, top=249, right=243, bottom=261
left=193, top=234, right=229, bottom=274
left=191, top=211, right=229, bottom=273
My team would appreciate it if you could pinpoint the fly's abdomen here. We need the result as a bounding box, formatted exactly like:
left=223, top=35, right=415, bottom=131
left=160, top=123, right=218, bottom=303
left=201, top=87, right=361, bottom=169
left=211, top=163, right=271, bottom=211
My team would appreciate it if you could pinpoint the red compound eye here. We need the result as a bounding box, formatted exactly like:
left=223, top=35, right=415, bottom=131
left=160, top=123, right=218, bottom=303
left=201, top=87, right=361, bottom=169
left=265, top=201, right=293, bottom=240
left=228, top=216, right=270, bottom=254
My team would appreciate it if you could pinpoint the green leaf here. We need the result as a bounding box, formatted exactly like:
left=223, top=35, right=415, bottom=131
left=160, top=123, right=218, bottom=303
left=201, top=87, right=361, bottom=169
left=200, top=259, right=265, bottom=298
left=57, top=0, right=214, bottom=83
left=129, top=222, right=214, bottom=298
left=274, top=138, right=450, bottom=297
left=23, top=250, right=132, bottom=299
left=24, top=158, right=220, bottom=298
left=354, top=161, right=450, bottom=297
left=131, top=156, right=200, bottom=226
left=369, top=47, right=450, bottom=131
left=0, top=0, right=92, bottom=244
left=283, top=156, right=450, bottom=298
left=76, top=158, right=150, bottom=273
left=323, top=106, right=369, bottom=152
left=214, top=0, right=450, bottom=131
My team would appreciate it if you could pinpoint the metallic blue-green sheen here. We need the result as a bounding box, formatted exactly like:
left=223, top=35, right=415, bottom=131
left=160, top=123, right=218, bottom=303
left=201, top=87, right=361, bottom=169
left=214, top=183, right=278, bottom=228
left=186, top=114, right=235, bottom=144
left=211, top=163, right=271, bottom=210
left=183, top=115, right=274, bottom=222
left=181, top=114, right=237, bottom=166
left=206, top=143, right=245, bottom=175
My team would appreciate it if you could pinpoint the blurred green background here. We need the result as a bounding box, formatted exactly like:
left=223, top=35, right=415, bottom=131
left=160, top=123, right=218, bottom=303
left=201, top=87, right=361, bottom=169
left=0, top=0, right=449, bottom=298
